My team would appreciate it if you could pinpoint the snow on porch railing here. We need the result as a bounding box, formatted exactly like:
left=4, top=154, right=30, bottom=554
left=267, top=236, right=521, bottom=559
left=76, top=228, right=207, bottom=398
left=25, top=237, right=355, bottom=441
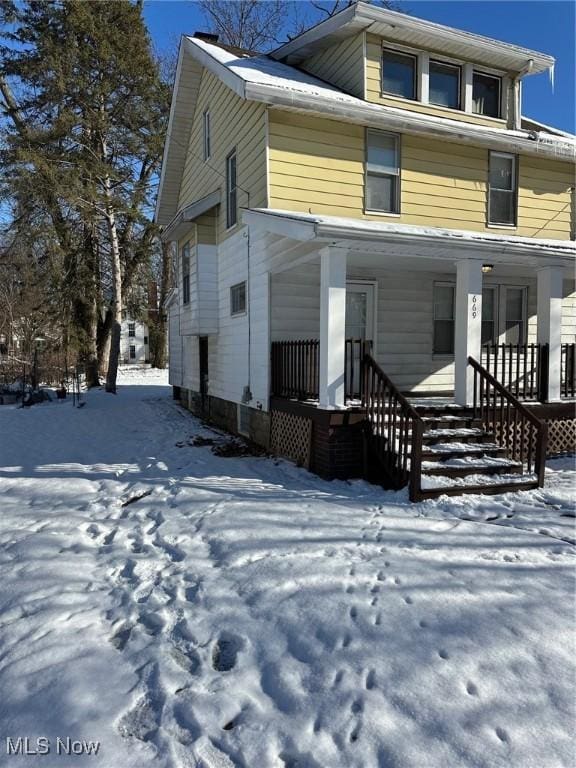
left=270, top=339, right=372, bottom=402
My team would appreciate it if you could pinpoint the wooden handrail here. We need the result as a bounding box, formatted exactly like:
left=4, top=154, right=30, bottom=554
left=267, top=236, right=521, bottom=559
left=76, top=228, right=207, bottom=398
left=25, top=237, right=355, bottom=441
left=469, top=355, right=547, bottom=487
left=362, top=352, right=424, bottom=501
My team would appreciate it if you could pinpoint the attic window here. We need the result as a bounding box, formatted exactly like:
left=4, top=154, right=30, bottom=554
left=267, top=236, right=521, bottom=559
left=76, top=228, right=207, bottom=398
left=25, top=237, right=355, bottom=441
left=429, top=60, right=461, bottom=109
left=381, top=49, right=416, bottom=100
left=473, top=72, right=501, bottom=118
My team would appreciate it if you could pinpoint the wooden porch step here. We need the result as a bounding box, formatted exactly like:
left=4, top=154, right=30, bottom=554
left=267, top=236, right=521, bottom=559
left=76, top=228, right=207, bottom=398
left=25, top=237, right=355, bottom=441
left=423, top=428, right=493, bottom=445
left=422, top=415, right=483, bottom=429
left=414, top=405, right=474, bottom=418
left=416, top=479, right=539, bottom=500
left=421, top=443, right=506, bottom=460
left=421, top=459, right=523, bottom=478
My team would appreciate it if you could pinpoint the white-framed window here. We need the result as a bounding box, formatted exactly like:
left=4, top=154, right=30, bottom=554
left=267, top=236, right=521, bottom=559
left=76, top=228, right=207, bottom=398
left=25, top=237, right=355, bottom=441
left=181, top=242, right=190, bottom=305
left=504, top=286, right=527, bottom=345
left=203, top=109, right=211, bottom=161
left=129, top=345, right=136, bottom=360
left=230, top=281, right=246, bottom=316
left=433, top=283, right=455, bottom=355
left=381, top=48, right=417, bottom=100
left=473, top=72, right=501, bottom=118
left=128, top=322, right=135, bottom=338
left=144, top=335, right=148, bottom=345
left=429, top=60, right=461, bottom=109
left=365, top=129, right=400, bottom=214
left=481, top=286, right=498, bottom=345
left=488, top=152, right=517, bottom=226
left=226, top=149, right=237, bottom=229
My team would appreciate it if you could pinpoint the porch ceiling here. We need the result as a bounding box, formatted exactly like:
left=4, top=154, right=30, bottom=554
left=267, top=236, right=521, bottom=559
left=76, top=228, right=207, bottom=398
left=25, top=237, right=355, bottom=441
left=243, top=208, right=575, bottom=274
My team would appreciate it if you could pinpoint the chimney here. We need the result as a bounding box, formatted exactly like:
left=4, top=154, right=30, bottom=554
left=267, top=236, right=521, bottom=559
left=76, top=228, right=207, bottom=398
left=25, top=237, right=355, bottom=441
left=193, top=31, right=219, bottom=43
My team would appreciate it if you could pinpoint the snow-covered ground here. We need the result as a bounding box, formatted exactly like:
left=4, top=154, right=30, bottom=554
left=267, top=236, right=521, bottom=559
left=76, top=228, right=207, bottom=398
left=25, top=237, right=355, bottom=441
left=0, top=369, right=574, bottom=768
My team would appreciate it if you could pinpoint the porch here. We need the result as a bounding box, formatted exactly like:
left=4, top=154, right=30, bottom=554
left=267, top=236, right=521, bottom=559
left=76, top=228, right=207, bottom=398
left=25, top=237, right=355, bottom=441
left=244, top=209, right=576, bottom=499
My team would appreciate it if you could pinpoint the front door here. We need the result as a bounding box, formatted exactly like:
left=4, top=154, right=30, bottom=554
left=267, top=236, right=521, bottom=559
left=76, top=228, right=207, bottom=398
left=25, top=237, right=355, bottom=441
left=345, top=282, right=375, bottom=398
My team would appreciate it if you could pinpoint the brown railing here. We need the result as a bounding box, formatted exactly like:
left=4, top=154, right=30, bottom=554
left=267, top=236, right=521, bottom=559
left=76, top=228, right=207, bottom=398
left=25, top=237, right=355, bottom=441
left=470, top=356, right=547, bottom=487
left=362, top=352, right=424, bottom=501
left=561, top=343, right=576, bottom=398
left=481, top=343, right=547, bottom=401
left=270, top=338, right=372, bottom=402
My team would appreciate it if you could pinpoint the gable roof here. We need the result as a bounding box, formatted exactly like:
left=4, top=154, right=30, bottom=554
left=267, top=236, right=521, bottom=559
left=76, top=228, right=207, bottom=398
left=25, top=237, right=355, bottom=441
left=271, top=1, right=555, bottom=76
left=155, top=33, right=574, bottom=227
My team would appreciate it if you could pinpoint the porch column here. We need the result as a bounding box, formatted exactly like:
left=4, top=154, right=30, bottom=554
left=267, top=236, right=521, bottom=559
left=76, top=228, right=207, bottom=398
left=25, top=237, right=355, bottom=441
left=454, top=259, right=483, bottom=406
left=319, top=246, right=347, bottom=408
left=537, top=266, right=564, bottom=401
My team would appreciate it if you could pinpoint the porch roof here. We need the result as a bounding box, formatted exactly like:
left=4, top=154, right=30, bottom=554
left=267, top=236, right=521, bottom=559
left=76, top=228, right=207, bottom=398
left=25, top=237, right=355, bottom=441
left=243, top=208, right=576, bottom=270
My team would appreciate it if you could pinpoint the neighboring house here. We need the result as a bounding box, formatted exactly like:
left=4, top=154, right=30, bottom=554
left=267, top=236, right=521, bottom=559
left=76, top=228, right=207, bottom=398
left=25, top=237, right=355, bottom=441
left=156, top=3, right=576, bottom=499
left=120, top=315, right=150, bottom=365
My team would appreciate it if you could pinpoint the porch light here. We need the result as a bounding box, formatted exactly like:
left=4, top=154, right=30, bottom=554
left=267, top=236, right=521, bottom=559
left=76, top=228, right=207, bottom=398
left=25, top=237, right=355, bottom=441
left=481, top=264, right=494, bottom=273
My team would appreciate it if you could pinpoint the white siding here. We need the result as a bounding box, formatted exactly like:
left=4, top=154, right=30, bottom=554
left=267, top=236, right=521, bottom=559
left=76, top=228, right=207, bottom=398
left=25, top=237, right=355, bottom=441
left=168, top=304, right=182, bottom=387
left=120, top=317, right=149, bottom=364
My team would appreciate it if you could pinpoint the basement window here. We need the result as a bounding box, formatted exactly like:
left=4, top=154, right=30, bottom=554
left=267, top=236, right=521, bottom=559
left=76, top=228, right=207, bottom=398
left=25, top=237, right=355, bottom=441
left=365, top=130, right=400, bottom=214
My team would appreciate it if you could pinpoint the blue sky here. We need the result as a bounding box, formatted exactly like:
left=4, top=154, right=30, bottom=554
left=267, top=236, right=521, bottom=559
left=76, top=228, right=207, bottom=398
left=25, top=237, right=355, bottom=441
left=142, top=0, right=575, bottom=133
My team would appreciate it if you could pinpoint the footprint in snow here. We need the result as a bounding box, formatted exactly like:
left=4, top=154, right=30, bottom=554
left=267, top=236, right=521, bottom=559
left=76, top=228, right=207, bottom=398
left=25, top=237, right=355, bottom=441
left=438, top=649, right=449, bottom=660
left=466, top=681, right=479, bottom=696
left=333, top=669, right=345, bottom=688
left=404, top=596, right=414, bottom=605
left=365, top=669, right=376, bottom=690
left=212, top=631, right=243, bottom=672
left=495, top=727, right=510, bottom=743
left=110, top=622, right=133, bottom=651
left=137, top=611, right=164, bottom=636
left=349, top=606, right=358, bottom=622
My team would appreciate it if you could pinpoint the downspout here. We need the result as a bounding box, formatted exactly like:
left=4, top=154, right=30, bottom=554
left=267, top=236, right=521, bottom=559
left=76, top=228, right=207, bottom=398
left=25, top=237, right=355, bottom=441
left=511, top=58, right=534, bottom=130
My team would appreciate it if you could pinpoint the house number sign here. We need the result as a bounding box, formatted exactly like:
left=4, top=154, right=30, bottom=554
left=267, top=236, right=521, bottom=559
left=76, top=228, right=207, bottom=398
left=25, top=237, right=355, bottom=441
left=472, top=295, right=478, bottom=319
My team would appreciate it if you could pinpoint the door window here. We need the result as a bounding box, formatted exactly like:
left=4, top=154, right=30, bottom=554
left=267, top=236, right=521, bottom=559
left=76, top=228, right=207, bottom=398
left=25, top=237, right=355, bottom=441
left=481, top=286, right=497, bottom=345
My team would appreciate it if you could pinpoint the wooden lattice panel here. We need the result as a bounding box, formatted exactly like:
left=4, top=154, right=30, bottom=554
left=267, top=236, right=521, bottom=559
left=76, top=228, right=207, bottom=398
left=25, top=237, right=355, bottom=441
left=270, top=410, right=312, bottom=469
left=547, top=418, right=576, bottom=457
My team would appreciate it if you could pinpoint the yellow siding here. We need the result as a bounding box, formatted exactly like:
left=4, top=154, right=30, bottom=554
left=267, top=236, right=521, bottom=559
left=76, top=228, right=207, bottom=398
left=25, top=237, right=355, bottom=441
left=300, top=33, right=365, bottom=98
left=178, top=69, right=267, bottom=241
left=268, top=109, right=574, bottom=239
left=365, top=33, right=506, bottom=129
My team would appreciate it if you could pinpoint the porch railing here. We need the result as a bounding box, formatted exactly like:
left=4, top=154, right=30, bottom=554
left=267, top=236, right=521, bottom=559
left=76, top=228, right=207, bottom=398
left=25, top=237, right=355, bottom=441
left=561, top=343, right=576, bottom=399
left=481, top=343, right=547, bottom=401
left=470, top=356, right=547, bottom=486
left=270, top=338, right=372, bottom=402
left=362, top=352, right=424, bottom=501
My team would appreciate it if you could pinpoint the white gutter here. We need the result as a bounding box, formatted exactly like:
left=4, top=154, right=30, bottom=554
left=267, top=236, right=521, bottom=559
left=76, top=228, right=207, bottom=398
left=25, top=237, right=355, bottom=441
left=512, top=59, right=534, bottom=131
left=244, top=82, right=575, bottom=161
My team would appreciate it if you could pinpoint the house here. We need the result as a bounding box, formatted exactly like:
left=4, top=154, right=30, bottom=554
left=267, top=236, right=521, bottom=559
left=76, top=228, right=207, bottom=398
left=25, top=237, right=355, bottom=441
left=120, top=315, right=150, bottom=365
left=156, top=3, right=576, bottom=499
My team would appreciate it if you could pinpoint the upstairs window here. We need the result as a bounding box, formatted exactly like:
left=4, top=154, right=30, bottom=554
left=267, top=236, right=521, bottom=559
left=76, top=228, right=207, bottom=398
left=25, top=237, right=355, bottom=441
left=230, top=281, right=246, bottom=315
left=473, top=72, right=501, bottom=118
left=365, top=130, right=400, bottom=214
left=203, top=109, right=211, bottom=161
left=226, top=149, right=237, bottom=228
left=381, top=49, right=416, bottom=100
left=429, top=60, right=460, bottom=109
left=488, top=152, right=517, bottom=226
left=128, top=322, right=135, bottom=338
left=433, top=284, right=455, bottom=355
left=181, top=242, right=190, bottom=305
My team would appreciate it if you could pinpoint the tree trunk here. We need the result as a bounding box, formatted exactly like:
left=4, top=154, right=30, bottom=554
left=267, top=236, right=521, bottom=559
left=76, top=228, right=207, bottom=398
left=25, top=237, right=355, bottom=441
left=149, top=240, right=171, bottom=368
left=103, top=175, right=123, bottom=394
left=97, top=306, right=113, bottom=377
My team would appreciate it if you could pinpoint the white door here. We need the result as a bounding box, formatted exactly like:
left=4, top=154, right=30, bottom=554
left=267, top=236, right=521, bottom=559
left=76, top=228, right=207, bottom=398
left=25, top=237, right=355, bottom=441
left=345, top=282, right=375, bottom=397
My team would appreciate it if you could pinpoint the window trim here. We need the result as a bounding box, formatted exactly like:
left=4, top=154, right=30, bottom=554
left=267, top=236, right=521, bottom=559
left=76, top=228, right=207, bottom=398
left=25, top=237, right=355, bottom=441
left=230, top=280, right=247, bottom=316
left=129, top=345, right=136, bottom=360
left=364, top=129, right=401, bottom=215
left=472, top=70, right=502, bottom=119
left=128, top=322, right=136, bottom=338
left=432, top=281, right=455, bottom=358
left=487, top=151, right=518, bottom=228
left=428, top=58, right=462, bottom=110
left=502, top=285, right=528, bottom=346
left=226, top=149, right=238, bottom=230
left=203, top=109, right=211, bottom=161
left=380, top=46, right=418, bottom=102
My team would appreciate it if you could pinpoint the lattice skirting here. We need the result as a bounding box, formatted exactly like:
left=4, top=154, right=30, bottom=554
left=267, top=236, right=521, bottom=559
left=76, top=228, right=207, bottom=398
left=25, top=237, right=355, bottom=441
left=547, top=418, right=576, bottom=456
left=270, top=410, right=312, bottom=469
left=493, top=417, right=575, bottom=459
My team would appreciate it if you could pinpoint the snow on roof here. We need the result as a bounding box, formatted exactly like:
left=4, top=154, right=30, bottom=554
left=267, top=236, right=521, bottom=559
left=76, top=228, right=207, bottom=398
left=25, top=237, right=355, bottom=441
left=186, top=35, right=363, bottom=105
left=245, top=208, right=576, bottom=255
